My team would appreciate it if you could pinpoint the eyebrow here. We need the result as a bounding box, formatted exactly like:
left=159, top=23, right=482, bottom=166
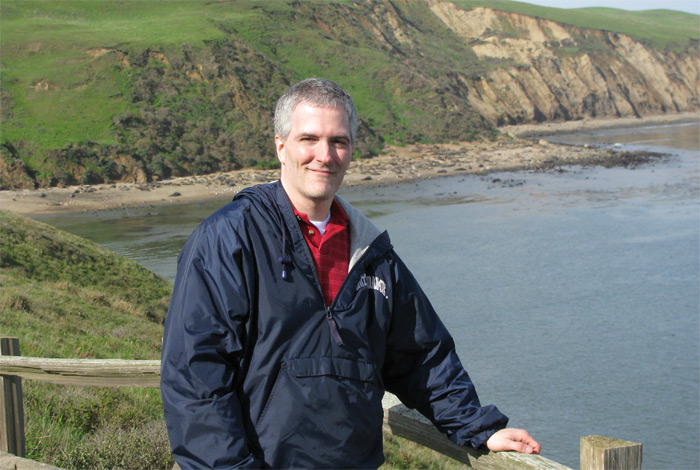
left=296, top=132, right=350, bottom=142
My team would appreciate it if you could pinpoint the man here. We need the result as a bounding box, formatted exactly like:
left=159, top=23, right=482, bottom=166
left=161, top=78, right=540, bottom=469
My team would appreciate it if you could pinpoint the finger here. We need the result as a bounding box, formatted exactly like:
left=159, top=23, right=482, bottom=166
left=520, top=433, right=541, bottom=454
left=504, top=440, right=533, bottom=453
left=519, top=442, right=535, bottom=454
left=510, top=430, right=541, bottom=453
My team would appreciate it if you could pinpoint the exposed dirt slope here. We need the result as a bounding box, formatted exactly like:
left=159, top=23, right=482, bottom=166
left=428, top=0, right=699, bottom=124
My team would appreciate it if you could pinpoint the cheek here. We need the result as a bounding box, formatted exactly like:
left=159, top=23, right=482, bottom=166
left=281, top=149, right=302, bottom=168
left=339, top=150, right=353, bottom=169
left=294, top=147, right=316, bottom=165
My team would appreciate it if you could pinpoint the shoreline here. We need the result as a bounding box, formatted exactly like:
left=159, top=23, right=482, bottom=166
left=1, top=111, right=695, bottom=218
left=499, top=110, right=697, bottom=138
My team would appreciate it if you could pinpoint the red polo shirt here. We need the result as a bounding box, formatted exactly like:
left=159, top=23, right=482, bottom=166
left=294, top=200, right=350, bottom=306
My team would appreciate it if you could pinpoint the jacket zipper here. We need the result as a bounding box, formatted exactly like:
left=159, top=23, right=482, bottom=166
left=294, top=231, right=347, bottom=347
left=325, top=244, right=373, bottom=347
left=326, top=307, right=344, bottom=346
left=292, top=208, right=386, bottom=348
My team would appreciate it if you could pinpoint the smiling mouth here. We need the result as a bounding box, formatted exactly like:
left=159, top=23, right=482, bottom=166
left=309, top=168, right=336, bottom=175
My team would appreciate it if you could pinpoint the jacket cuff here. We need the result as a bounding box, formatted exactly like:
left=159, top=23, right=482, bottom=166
left=469, top=423, right=507, bottom=450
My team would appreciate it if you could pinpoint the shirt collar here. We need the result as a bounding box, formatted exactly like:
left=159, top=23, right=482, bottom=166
left=293, top=199, right=349, bottom=228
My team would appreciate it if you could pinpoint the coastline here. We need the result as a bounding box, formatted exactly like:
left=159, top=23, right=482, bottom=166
left=1, top=111, right=695, bottom=217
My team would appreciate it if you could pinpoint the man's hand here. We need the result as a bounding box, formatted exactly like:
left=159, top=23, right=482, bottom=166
left=486, top=428, right=541, bottom=454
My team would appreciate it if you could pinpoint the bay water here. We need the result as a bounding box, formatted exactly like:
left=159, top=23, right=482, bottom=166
left=38, top=120, right=699, bottom=469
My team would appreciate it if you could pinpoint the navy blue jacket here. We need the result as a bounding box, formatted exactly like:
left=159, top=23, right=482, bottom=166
left=161, top=181, right=508, bottom=469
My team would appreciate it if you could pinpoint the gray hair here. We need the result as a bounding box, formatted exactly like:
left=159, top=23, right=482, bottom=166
left=274, top=78, right=358, bottom=145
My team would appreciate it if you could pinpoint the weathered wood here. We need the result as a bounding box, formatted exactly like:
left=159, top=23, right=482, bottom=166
left=0, top=337, right=26, bottom=457
left=382, top=393, right=571, bottom=470
left=0, top=356, right=160, bottom=388
left=580, top=435, right=642, bottom=470
left=0, top=450, right=63, bottom=469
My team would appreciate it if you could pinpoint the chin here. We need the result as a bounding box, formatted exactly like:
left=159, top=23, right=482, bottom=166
left=306, top=185, right=340, bottom=201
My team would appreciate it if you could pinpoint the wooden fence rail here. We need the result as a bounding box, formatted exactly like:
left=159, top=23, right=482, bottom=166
left=0, top=356, right=160, bottom=388
left=0, top=336, right=642, bottom=469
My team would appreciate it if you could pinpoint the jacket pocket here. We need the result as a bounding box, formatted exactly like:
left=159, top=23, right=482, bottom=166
left=287, top=356, right=376, bottom=381
left=255, top=356, right=384, bottom=468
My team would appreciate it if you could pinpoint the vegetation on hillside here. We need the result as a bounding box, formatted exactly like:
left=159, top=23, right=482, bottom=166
left=0, top=210, right=469, bottom=469
left=0, top=0, right=697, bottom=190
left=0, top=210, right=172, bottom=468
left=0, top=0, right=494, bottom=189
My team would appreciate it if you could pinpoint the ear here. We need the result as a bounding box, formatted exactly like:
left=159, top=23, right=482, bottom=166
left=275, top=135, right=286, bottom=165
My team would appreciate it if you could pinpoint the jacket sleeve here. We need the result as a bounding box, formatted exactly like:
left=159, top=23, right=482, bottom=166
left=161, top=219, right=261, bottom=469
left=382, top=254, right=509, bottom=450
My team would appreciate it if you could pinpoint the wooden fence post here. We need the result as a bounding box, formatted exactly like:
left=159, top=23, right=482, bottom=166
left=0, top=336, right=26, bottom=457
left=581, top=435, right=642, bottom=470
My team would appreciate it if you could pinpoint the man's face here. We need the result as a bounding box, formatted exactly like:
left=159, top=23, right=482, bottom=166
left=276, top=103, right=353, bottom=216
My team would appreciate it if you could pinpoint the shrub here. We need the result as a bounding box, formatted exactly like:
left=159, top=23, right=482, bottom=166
left=65, top=420, right=174, bottom=470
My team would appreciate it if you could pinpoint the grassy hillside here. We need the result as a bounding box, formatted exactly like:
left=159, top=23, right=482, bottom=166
left=451, top=0, right=698, bottom=51
left=0, top=210, right=468, bottom=469
left=0, top=0, right=494, bottom=188
left=0, top=210, right=172, bottom=468
left=1, top=0, right=697, bottom=190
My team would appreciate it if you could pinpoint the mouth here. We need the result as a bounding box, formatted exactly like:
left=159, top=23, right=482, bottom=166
left=309, top=168, right=336, bottom=176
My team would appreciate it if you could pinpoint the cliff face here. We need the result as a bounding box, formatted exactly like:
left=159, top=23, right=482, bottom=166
left=427, top=0, right=699, bottom=125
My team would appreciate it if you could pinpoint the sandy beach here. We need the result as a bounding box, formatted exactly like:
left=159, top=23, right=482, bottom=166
left=1, top=112, right=695, bottom=217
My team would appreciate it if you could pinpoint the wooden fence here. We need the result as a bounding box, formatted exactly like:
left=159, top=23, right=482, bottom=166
left=0, top=336, right=642, bottom=470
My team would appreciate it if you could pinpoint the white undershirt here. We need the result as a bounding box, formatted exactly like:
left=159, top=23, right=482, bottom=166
left=309, top=212, right=331, bottom=236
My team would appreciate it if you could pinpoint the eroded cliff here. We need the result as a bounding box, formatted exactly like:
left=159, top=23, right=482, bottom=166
left=428, top=0, right=699, bottom=124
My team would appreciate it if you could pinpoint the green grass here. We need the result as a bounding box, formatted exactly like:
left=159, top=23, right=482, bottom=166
left=0, top=1, right=237, bottom=49
left=22, top=383, right=171, bottom=469
left=0, top=210, right=173, bottom=468
left=0, top=211, right=171, bottom=325
left=382, top=434, right=468, bottom=469
left=0, top=0, right=241, bottom=149
left=0, top=0, right=262, bottom=148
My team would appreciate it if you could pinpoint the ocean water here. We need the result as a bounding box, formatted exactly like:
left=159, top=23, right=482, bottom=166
left=39, top=120, right=700, bottom=469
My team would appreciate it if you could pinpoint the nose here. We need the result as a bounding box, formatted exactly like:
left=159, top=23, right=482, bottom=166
left=314, top=139, right=334, bottom=164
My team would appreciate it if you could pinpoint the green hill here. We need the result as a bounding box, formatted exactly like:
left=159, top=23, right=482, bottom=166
left=0, top=210, right=172, bottom=467
left=0, top=211, right=171, bottom=357
left=1, top=0, right=697, bottom=190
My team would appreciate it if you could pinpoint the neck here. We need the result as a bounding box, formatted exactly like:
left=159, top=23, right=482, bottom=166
left=296, top=199, right=332, bottom=221
left=281, top=186, right=333, bottom=221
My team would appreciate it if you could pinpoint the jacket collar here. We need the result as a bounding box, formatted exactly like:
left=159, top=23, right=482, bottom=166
left=242, top=181, right=392, bottom=273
